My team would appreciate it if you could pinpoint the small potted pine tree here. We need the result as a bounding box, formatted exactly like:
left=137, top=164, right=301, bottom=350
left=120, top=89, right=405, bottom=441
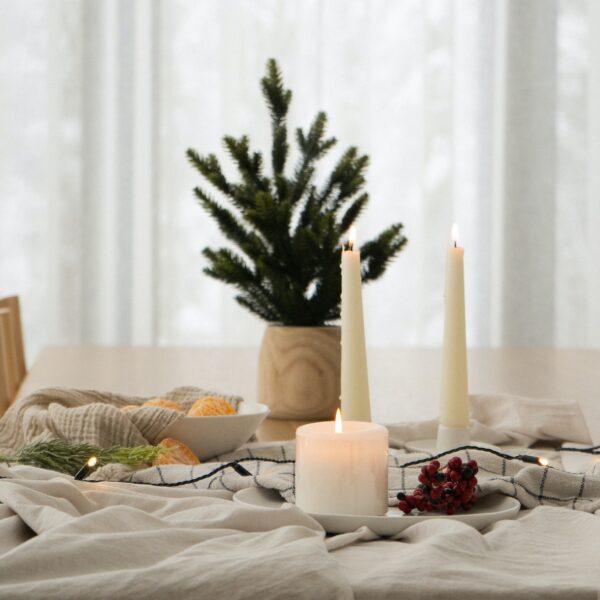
left=187, top=59, right=407, bottom=420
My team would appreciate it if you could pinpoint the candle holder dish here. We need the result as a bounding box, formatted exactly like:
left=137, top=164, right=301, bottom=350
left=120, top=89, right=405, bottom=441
left=232, top=488, right=520, bottom=536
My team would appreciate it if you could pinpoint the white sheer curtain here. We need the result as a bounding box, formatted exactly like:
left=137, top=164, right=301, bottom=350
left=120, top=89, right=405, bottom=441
left=0, top=0, right=599, bottom=362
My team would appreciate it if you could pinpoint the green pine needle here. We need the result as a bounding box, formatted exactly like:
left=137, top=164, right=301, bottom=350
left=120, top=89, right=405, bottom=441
left=0, top=440, right=166, bottom=476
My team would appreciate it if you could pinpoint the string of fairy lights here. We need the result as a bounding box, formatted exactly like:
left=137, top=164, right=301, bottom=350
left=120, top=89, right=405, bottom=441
left=73, top=443, right=600, bottom=486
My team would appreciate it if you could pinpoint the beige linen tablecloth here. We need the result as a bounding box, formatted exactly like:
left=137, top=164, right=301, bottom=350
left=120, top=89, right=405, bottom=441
left=0, top=389, right=599, bottom=598
left=0, top=463, right=599, bottom=600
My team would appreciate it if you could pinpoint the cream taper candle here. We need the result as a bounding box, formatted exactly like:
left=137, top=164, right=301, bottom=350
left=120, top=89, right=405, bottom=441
left=438, top=224, right=469, bottom=448
left=295, top=410, right=388, bottom=516
left=340, top=226, right=371, bottom=422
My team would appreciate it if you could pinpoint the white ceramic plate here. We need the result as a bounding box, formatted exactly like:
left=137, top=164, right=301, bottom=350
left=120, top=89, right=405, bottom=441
left=233, top=487, right=520, bottom=536
left=161, top=402, right=269, bottom=461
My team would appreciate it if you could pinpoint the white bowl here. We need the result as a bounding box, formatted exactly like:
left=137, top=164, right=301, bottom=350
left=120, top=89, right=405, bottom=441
left=160, top=402, right=269, bottom=461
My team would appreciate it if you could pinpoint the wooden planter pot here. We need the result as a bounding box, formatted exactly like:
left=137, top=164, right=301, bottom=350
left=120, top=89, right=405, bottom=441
left=257, top=326, right=341, bottom=420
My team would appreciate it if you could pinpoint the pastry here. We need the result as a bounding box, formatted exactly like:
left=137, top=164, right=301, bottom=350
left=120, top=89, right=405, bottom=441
left=188, top=395, right=236, bottom=417
left=153, top=438, right=200, bottom=466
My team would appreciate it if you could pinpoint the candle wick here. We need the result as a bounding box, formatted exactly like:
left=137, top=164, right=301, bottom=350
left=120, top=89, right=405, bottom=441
left=453, top=240, right=457, bottom=248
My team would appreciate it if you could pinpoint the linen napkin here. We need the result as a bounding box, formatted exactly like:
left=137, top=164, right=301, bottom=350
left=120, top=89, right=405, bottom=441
left=388, top=393, right=592, bottom=448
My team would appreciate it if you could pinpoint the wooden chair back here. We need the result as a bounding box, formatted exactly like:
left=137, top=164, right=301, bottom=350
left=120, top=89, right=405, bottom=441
left=0, top=296, right=27, bottom=412
left=0, top=309, right=14, bottom=413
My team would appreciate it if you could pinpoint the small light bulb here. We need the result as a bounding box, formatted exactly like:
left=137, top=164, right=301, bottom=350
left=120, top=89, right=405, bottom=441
left=538, top=457, right=549, bottom=467
left=87, top=456, right=98, bottom=467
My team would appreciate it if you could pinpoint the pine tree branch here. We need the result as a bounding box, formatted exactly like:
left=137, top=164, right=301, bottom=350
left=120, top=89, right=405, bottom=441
left=202, top=247, right=257, bottom=287
left=244, top=191, right=292, bottom=240
left=271, top=125, right=289, bottom=178
left=297, top=186, right=319, bottom=228
left=203, top=248, right=280, bottom=320
left=223, top=135, right=269, bottom=192
left=360, top=224, right=408, bottom=282
left=187, top=58, right=408, bottom=327
left=193, top=187, right=269, bottom=257
left=338, top=192, right=368, bottom=233
left=329, top=153, right=369, bottom=212
left=261, top=59, right=292, bottom=123
left=289, top=165, right=315, bottom=206
left=261, top=59, right=292, bottom=180
left=187, top=149, right=233, bottom=197
left=235, top=294, right=280, bottom=322
left=306, top=267, right=342, bottom=323
left=318, top=147, right=359, bottom=206
left=290, top=114, right=336, bottom=206
left=300, top=112, right=332, bottom=158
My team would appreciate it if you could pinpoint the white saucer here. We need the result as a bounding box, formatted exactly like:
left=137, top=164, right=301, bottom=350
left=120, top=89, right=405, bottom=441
left=232, top=488, right=520, bottom=536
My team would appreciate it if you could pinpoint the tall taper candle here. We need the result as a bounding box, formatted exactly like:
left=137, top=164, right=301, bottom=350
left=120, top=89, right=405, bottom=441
left=341, top=226, right=371, bottom=421
left=438, top=224, right=469, bottom=449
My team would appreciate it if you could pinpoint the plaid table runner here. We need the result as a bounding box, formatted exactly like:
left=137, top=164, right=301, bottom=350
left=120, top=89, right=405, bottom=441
left=124, top=442, right=600, bottom=514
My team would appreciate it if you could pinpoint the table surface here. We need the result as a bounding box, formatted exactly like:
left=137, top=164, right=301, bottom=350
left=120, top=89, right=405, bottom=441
left=16, top=345, right=600, bottom=441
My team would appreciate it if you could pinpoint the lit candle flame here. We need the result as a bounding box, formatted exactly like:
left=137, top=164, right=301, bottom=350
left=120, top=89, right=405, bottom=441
left=451, top=223, right=459, bottom=247
left=87, top=456, right=98, bottom=467
left=335, top=408, right=343, bottom=433
left=538, top=457, right=549, bottom=467
left=348, top=226, right=357, bottom=251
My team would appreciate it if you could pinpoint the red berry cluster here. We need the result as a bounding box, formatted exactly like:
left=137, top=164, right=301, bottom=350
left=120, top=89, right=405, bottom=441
left=397, top=457, right=478, bottom=515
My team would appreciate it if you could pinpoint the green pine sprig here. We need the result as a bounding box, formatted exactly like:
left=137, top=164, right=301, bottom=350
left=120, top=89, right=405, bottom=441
left=0, top=440, right=166, bottom=475
left=187, top=58, right=408, bottom=326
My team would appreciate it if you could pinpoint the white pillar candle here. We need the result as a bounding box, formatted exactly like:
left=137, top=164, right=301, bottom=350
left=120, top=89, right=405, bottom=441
left=340, top=226, right=371, bottom=422
left=295, top=411, right=388, bottom=516
left=438, top=224, right=470, bottom=449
